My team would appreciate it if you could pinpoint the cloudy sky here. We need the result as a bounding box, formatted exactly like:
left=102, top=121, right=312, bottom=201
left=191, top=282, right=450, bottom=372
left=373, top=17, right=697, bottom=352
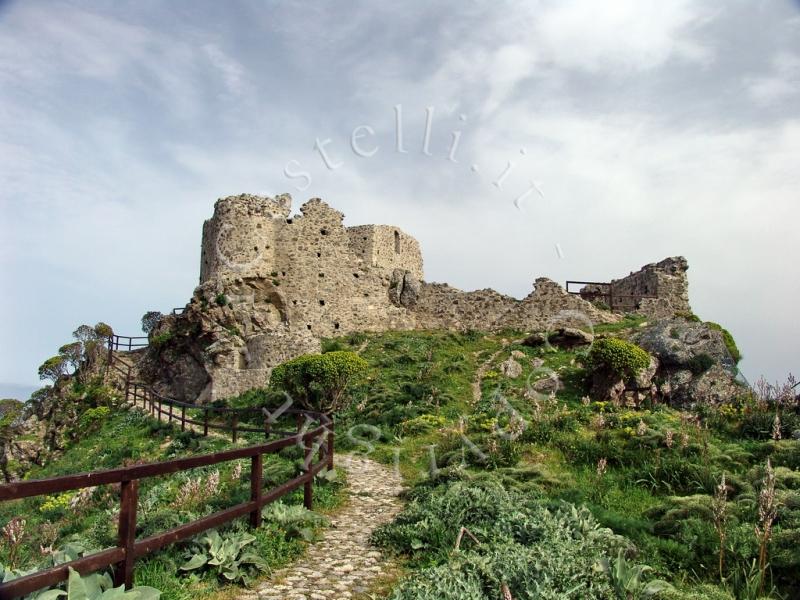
left=1, top=0, right=798, bottom=398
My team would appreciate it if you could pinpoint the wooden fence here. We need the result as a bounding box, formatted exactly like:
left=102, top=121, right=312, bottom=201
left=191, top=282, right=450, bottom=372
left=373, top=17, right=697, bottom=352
left=0, top=336, right=334, bottom=599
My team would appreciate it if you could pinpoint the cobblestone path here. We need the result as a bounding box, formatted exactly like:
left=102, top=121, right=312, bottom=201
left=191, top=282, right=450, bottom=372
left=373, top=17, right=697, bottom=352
left=245, top=454, right=404, bottom=600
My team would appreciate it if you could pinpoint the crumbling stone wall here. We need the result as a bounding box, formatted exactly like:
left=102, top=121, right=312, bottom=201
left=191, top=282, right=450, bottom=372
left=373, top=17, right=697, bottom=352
left=200, top=194, right=291, bottom=282
left=146, top=193, right=687, bottom=402
left=608, top=257, right=690, bottom=314
left=347, top=225, right=423, bottom=279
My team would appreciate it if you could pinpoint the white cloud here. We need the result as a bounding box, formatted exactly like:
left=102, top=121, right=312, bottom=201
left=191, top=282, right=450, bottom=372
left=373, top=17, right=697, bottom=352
left=1, top=0, right=799, bottom=391
left=745, top=52, right=800, bottom=105
left=532, top=0, right=713, bottom=72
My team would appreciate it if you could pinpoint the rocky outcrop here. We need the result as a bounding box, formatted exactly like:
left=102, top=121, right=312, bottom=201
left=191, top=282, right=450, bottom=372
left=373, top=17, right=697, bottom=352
left=632, top=319, right=743, bottom=407
left=523, top=327, right=594, bottom=349
left=499, top=358, right=523, bottom=378
left=633, top=319, right=736, bottom=374
left=589, top=355, right=659, bottom=405
left=137, top=278, right=321, bottom=402
left=389, top=269, right=420, bottom=308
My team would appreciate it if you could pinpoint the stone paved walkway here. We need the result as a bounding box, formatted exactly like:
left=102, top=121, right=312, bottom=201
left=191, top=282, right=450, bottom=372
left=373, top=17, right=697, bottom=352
left=245, top=454, right=404, bottom=600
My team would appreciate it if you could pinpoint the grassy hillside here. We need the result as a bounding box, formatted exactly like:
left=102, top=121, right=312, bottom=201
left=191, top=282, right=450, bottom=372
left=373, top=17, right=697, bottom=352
left=2, top=323, right=797, bottom=600
left=327, top=326, right=799, bottom=599
left=0, top=386, right=346, bottom=600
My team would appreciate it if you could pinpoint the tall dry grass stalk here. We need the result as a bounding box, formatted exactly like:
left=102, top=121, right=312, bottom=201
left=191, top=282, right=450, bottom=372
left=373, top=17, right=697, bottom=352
left=1, top=517, right=26, bottom=568
left=711, top=472, right=728, bottom=580
left=755, top=459, right=777, bottom=594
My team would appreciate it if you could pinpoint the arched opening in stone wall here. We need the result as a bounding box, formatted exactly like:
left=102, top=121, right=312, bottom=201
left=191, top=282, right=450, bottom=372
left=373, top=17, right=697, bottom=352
left=394, top=230, right=400, bottom=254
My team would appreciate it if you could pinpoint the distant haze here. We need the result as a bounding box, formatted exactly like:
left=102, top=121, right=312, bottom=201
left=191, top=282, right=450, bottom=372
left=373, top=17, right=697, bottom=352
left=1, top=1, right=798, bottom=391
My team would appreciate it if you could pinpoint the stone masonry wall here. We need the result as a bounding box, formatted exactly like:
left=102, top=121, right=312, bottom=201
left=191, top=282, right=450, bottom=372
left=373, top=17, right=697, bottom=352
left=200, top=194, right=291, bottom=282
left=607, top=256, right=690, bottom=314
left=347, top=225, right=424, bottom=279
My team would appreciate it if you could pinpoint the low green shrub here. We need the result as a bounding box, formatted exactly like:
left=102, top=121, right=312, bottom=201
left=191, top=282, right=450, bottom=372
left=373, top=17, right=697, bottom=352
left=379, top=476, right=633, bottom=599
left=180, top=529, right=267, bottom=585
left=587, top=338, right=651, bottom=380
left=150, top=331, right=174, bottom=347
left=77, top=406, right=110, bottom=434
left=270, top=351, right=367, bottom=413
left=261, top=502, right=328, bottom=541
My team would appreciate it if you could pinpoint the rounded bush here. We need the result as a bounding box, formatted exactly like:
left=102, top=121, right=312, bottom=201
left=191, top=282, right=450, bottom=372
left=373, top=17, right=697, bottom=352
left=270, top=351, right=368, bottom=413
left=587, top=337, right=651, bottom=379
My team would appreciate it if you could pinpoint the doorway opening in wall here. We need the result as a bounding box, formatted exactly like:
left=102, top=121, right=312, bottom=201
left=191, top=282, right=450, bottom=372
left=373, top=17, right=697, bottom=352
left=394, top=230, right=400, bottom=254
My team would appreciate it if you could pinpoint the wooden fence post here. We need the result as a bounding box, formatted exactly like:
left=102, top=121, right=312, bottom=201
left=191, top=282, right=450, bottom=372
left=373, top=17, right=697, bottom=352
left=231, top=415, right=238, bottom=444
left=327, top=424, right=335, bottom=471
left=249, top=454, right=263, bottom=528
left=107, top=337, right=114, bottom=370
left=303, top=442, right=313, bottom=510
left=115, top=479, right=138, bottom=589
left=181, top=406, right=186, bottom=432
left=168, top=403, right=173, bottom=424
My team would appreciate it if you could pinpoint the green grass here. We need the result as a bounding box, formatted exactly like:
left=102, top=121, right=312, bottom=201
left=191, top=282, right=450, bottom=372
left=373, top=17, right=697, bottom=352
left=0, top=405, right=346, bottom=600
left=332, top=327, right=799, bottom=599
left=4, top=323, right=794, bottom=600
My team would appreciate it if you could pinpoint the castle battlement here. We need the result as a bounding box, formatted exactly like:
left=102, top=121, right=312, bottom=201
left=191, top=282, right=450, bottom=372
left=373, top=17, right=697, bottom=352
left=200, top=194, right=423, bottom=284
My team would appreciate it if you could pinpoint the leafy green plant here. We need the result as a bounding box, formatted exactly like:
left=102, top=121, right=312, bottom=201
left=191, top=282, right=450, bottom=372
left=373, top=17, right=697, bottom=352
left=401, top=414, right=448, bottom=435
left=47, top=567, right=160, bottom=600
left=141, top=312, right=163, bottom=335
left=261, top=502, right=328, bottom=541
left=149, top=331, right=174, bottom=347
left=0, top=399, right=23, bottom=432
left=78, top=407, right=111, bottom=434
left=180, top=529, right=268, bottom=585
left=0, top=565, right=160, bottom=600
left=727, top=558, right=782, bottom=600
left=587, top=338, right=651, bottom=380
left=270, top=351, right=368, bottom=413
left=599, top=549, right=673, bottom=599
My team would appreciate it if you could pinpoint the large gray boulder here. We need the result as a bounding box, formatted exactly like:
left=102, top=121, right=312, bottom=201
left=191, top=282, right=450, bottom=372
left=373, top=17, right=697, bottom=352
left=389, top=269, right=420, bottom=308
left=633, top=320, right=736, bottom=374
left=522, top=327, right=594, bottom=349
left=633, top=319, right=742, bottom=407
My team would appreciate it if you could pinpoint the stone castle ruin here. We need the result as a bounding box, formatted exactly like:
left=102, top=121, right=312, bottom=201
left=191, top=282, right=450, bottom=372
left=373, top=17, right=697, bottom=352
left=142, top=193, right=692, bottom=402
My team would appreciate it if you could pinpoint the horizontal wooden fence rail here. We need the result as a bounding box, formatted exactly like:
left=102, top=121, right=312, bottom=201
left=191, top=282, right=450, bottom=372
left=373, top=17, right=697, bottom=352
left=0, top=336, right=335, bottom=600
left=108, top=335, right=149, bottom=352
